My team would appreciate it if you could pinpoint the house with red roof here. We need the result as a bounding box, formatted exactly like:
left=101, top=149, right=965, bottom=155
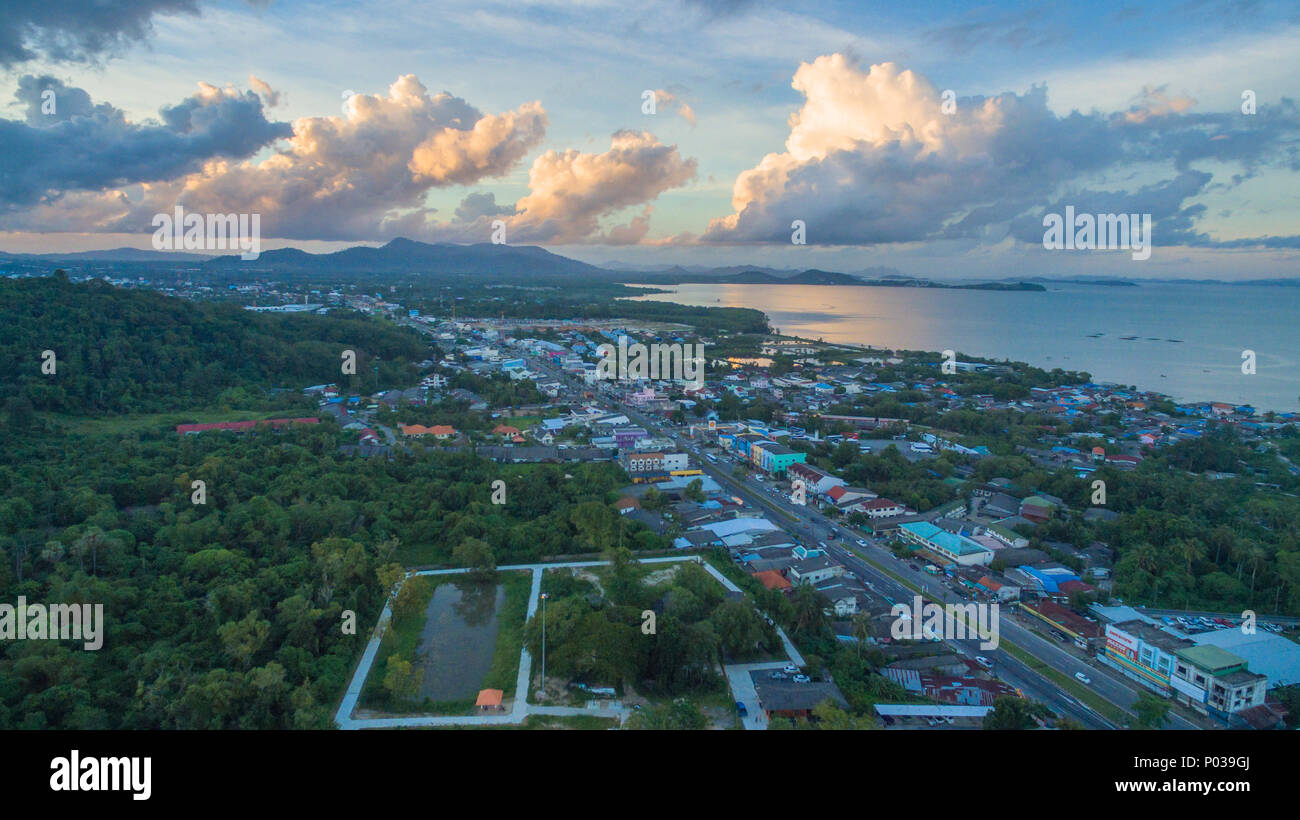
left=752, top=569, right=793, bottom=592
left=176, top=417, right=319, bottom=435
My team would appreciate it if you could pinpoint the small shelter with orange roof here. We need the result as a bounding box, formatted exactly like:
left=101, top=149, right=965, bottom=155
left=475, top=688, right=505, bottom=712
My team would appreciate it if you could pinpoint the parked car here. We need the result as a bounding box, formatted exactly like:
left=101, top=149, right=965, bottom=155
left=783, top=663, right=798, bottom=674
left=1074, top=672, right=1091, bottom=684
left=735, top=702, right=748, bottom=717
left=792, top=674, right=811, bottom=684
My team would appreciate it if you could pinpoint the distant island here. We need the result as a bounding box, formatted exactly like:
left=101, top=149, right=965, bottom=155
left=623, top=268, right=1046, bottom=291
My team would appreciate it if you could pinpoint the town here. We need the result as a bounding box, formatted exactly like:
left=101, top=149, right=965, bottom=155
left=147, top=275, right=1300, bottom=731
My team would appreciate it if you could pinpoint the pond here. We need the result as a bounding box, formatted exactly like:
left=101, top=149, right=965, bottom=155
left=415, top=579, right=505, bottom=702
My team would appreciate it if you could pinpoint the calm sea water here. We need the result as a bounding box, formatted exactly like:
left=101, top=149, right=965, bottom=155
left=627, top=281, right=1300, bottom=413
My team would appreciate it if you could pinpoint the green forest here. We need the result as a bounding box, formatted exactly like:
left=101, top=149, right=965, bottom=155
left=0, top=277, right=665, bottom=728
left=0, top=420, right=654, bottom=728
left=0, top=274, right=425, bottom=416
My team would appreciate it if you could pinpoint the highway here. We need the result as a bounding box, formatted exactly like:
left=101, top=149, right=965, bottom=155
left=528, top=356, right=1205, bottom=729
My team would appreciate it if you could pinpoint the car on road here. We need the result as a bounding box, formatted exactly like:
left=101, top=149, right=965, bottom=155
left=817, top=541, right=828, bottom=550
left=792, top=674, right=811, bottom=683
left=1074, top=672, right=1091, bottom=684
left=735, top=702, right=748, bottom=717
left=856, top=539, right=868, bottom=547
left=975, top=656, right=993, bottom=669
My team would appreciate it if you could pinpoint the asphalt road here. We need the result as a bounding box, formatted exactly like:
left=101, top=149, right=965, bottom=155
left=528, top=357, right=1204, bottom=729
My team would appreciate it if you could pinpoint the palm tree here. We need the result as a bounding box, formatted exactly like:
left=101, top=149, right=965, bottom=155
left=72, top=530, right=107, bottom=574
left=1176, top=538, right=1205, bottom=575
left=1246, top=545, right=1268, bottom=598
left=851, top=612, right=873, bottom=657
left=1130, top=542, right=1162, bottom=603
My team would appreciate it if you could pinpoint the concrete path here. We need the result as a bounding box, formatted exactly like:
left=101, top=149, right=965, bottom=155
left=336, top=554, right=778, bottom=729
left=724, top=661, right=789, bottom=730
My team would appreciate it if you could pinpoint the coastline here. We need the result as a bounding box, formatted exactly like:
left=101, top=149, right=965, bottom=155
left=623, top=281, right=1300, bottom=415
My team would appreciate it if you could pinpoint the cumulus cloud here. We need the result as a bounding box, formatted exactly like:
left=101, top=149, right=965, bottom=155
left=409, top=99, right=547, bottom=186
left=0, top=74, right=548, bottom=241
left=0, top=75, right=290, bottom=211
left=494, top=129, right=696, bottom=244
left=0, top=73, right=697, bottom=245
left=702, top=54, right=1300, bottom=248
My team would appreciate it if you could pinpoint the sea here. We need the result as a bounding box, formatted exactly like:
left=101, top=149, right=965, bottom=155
left=625, top=281, right=1300, bottom=413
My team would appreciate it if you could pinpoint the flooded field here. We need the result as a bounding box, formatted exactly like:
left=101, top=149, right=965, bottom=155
left=415, top=579, right=505, bottom=701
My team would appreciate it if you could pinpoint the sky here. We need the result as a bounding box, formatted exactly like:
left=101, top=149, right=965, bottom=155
left=1, top=0, right=1298, bottom=279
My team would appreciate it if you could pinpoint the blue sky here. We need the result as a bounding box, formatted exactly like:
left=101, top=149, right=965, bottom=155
left=1, top=0, right=1298, bottom=278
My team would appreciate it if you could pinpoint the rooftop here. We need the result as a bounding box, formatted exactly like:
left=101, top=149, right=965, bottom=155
left=1175, top=644, right=1246, bottom=674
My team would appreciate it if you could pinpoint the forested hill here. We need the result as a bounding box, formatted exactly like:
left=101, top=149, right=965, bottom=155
left=0, top=274, right=426, bottom=415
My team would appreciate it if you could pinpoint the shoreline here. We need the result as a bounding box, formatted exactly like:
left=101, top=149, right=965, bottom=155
left=621, top=287, right=1297, bottom=416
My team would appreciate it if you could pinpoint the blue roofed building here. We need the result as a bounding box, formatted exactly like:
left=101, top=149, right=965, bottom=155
left=897, top=521, right=993, bottom=566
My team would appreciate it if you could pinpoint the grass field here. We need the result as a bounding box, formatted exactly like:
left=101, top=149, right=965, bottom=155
left=482, top=571, right=532, bottom=692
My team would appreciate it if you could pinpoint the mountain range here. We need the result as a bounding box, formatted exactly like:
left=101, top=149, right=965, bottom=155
left=4, top=239, right=1295, bottom=287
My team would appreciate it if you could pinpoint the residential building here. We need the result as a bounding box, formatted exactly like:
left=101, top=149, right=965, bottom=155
left=1171, top=645, right=1267, bottom=722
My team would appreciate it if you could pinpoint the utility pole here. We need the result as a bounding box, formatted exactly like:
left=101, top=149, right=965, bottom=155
left=539, top=592, right=549, bottom=701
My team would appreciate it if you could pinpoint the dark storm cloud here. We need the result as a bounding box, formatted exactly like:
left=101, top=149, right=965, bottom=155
left=0, top=0, right=200, bottom=67
left=0, top=76, right=291, bottom=208
left=453, top=191, right=515, bottom=222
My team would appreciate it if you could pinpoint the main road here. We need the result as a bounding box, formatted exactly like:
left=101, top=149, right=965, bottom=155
left=572, top=374, right=1202, bottom=731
